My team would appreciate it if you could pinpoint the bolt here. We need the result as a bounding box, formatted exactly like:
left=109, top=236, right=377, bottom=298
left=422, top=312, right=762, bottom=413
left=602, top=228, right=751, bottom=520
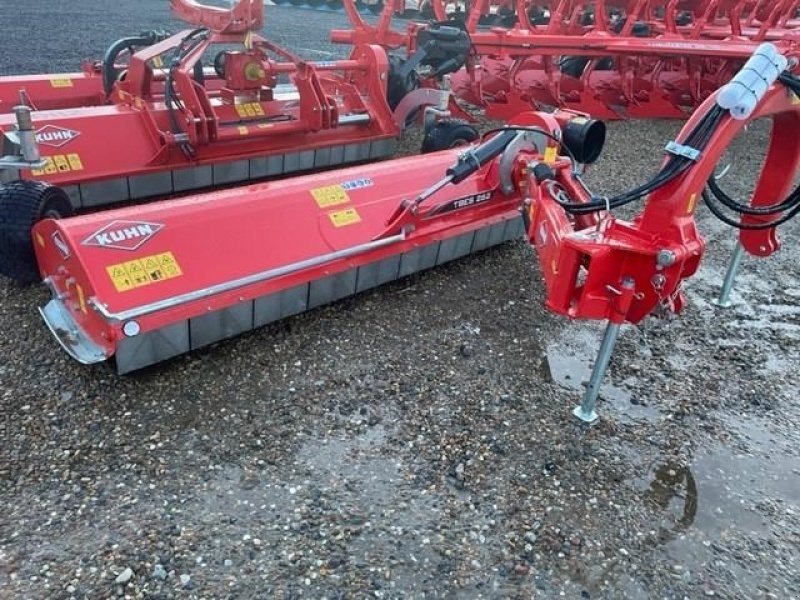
left=651, top=274, right=666, bottom=290
left=656, top=249, right=676, bottom=267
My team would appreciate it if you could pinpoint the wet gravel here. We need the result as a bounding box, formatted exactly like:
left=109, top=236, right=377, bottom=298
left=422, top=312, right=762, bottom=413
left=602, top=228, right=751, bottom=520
left=1, top=1, right=799, bottom=598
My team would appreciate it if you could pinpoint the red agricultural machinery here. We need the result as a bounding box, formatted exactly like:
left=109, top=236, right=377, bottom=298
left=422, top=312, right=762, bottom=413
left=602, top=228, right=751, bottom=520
left=332, top=0, right=800, bottom=120
left=32, top=42, right=800, bottom=421
left=0, top=0, right=475, bottom=283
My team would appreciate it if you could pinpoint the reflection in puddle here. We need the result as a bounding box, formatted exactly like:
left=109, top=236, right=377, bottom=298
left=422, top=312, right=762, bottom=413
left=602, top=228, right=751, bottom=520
left=643, top=460, right=698, bottom=530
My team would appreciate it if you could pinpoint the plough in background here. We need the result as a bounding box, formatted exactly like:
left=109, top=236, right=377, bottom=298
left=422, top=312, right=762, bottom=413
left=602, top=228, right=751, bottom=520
left=332, top=0, right=800, bottom=120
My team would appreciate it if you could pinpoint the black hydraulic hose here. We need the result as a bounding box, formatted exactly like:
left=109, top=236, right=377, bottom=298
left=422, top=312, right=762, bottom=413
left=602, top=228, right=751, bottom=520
left=558, top=104, right=727, bottom=214
left=164, top=28, right=209, bottom=157
left=702, top=187, right=800, bottom=230
left=707, top=176, right=800, bottom=216
left=102, top=34, right=160, bottom=97
left=778, top=71, right=800, bottom=95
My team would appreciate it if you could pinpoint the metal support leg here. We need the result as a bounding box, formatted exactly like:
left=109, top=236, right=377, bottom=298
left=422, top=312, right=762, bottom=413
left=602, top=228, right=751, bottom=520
left=573, top=320, right=623, bottom=423
left=713, top=243, right=745, bottom=308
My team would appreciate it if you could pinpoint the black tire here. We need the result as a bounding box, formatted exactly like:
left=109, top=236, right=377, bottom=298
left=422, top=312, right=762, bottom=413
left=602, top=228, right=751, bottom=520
left=0, top=180, right=74, bottom=284
left=419, top=1, right=433, bottom=19
left=387, top=54, right=419, bottom=111
left=213, top=51, right=227, bottom=79
left=421, top=119, right=479, bottom=153
left=559, top=56, right=590, bottom=77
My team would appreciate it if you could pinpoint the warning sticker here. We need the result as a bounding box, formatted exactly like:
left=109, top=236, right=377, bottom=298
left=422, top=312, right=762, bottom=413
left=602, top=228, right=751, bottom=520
left=106, top=251, right=183, bottom=293
left=312, top=184, right=351, bottom=208
left=31, top=153, right=84, bottom=176
left=543, top=146, right=558, bottom=164
left=329, top=208, right=361, bottom=228
left=235, top=102, right=266, bottom=119
left=793, top=92, right=800, bottom=105
left=50, top=78, right=73, bottom=88
left=685, top=193, right=698, bottom=214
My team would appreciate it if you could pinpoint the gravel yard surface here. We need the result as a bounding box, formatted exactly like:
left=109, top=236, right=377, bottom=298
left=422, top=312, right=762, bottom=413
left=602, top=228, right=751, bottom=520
left=1, top=2, right=798, bottom=598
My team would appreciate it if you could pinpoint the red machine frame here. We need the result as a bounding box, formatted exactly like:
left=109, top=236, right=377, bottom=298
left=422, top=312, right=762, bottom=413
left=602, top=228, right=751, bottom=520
left=30, top=44, right=800, bottom=422
left=331, top=0, right=800, bottom=120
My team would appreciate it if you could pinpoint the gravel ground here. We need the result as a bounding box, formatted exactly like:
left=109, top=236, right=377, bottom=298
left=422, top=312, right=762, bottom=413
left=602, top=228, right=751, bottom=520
left=1, top=2, right=799, bottom=599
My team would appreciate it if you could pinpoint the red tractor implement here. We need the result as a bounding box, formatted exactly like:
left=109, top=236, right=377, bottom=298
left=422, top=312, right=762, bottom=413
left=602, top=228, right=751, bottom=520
left=332, top=0, right=800, bottom=120
left=32, top=44, right=800, bottom=421
left=0, top=0, right=473, bottom=284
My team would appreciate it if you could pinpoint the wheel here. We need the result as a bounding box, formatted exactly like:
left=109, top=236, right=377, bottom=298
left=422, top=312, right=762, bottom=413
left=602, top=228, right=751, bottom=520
left=419, top=1, right=433, bottom=18
left=559, top=56, right=590, bottom=78
left=213, top=51, right=227, bottom=79
left=0, top=180, right=74, bottom=284
left=421, top=119, right=479, bottom=153
left=387, top=54, right=419, bottom=111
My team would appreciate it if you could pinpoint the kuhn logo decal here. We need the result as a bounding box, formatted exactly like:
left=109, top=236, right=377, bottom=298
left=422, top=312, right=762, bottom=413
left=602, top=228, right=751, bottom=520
left=82, top=220, right=164, bottom=251
left=35, top=125, right=81, bottom=148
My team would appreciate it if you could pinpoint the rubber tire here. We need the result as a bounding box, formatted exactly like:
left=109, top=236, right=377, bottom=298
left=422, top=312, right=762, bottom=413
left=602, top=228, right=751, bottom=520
left=421, top=120, right=479, bottom=153
left=0, top=180, right=74, bottom=284
left=559, top=56, right=590, bottom=78
left=387, top=54, right=419, bottom=111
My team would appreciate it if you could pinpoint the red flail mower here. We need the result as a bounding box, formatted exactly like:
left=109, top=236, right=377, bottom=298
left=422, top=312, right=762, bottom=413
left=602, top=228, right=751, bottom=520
left=333, top=0, right=800, bottom=120
left=31, top=37, right=800, bottom=421
left=0, top=0, right=477, bottom=283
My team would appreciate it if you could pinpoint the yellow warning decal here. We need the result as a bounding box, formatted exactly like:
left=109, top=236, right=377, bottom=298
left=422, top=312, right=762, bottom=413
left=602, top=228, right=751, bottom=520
left=106, top=251, right=183, bottom=293
left=685, top=193, right=698, bottom=214
left=238, top=126, right=249, bottom=136
left=543, top=146, right=558, bottom=164
left=151, top=55, right=164, bottom=69
left=75, top=284, right=87, bottom=314
left=50, top=78, right=73, bottom=88
left=31, top=153, right=85, bottom=176
left=793, top=92, right=800, bottom=105
left=312, top=184, right=350, bottom=208
left=235, top=102, right=266, bottom=118
left=329, top=208, right=361, bottom=228
left=35, top=233, right=45, bottom=248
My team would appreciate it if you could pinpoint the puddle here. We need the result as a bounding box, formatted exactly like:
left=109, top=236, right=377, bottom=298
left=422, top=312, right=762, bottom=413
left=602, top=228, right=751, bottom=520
left=637, top=414, right=799, bottom=595
left=544, top=327, right=661, bottom=423
left=639, top=460, right=699, bottom=530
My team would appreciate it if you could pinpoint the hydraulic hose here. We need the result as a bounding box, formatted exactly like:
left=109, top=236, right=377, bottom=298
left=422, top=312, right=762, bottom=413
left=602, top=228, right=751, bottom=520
left=102, top=31, right=169, bottom=97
